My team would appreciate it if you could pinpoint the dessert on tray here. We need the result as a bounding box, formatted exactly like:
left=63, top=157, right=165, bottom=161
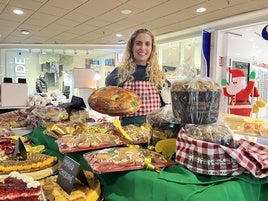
left=84, top=146, right=168, bottom=173
left=0, top=171, right=43, bottom=201
left=56, top=132, right=126, bottom=153
left=40, top=170, right=101, bottom=201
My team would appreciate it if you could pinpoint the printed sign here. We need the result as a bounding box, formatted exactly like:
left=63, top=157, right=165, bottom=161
left=57, top=155, right=89, bottom=194
left=12, top=137, right=27, bottom=160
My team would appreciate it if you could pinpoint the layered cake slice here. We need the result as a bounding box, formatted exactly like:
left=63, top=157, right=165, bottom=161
left=0, top=171, right=41, bottom=201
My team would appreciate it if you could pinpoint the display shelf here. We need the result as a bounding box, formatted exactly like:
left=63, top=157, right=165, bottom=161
left=0, top=106, right=29, bottom=113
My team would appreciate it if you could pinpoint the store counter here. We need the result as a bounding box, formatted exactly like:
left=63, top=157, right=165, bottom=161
left=26, top=127, right=268, bottom=201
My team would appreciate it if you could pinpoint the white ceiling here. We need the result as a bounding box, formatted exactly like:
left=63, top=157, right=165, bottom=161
left=1, top=0, right=268, bottom=46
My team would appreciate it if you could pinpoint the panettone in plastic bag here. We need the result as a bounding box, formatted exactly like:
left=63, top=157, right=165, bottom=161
left=171, top=77, right=221, bottom=124
left=184, top=123, right=235, bottom=147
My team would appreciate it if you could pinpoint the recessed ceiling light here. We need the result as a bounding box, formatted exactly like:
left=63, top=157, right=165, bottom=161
left=121, top=9, right=132, bottom=15
left=118, top=40, right=126, bottom=44
left=21, top=30, right=30, bottom=35
left=196, top=7, right=206, bottom=13
left=116, top=33, right=123, bottom=37
left=13, top=9, right=24, bottom=15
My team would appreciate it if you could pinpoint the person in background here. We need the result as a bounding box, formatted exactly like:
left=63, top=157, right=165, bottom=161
left=105, top=28, right=170, bottom=126
left=36, top=73, right=48, bottom=93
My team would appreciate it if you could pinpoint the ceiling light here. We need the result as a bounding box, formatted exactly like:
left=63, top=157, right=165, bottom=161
left=116, top=33, right=123, bottom=37
left=21, top=30, right=30, bottom=35
left=196, top=7, right=206, bottom=13
left=121, top=10, right=132, bottom=15
left=245, top=28, right=253, bottom=31
left=118, top=40, right=126, bottom=44
left=13, top=9, right=24, bottom=15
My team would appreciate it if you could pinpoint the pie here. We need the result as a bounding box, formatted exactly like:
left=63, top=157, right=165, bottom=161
left=88, top=86, right=141, bottom=116
left=0, top=153, right=58, bottom=174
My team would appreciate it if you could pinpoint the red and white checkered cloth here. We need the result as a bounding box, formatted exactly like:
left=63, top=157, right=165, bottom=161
left=221, top=139, right=268, bottom=178
left=176, top=129, right=268, bottom=178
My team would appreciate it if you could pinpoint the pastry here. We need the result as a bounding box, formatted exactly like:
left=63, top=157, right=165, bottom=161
left=0, top=153, right=58, bottom=174
left=0, top=109, right=28, bottom=128
left=56, top=133, right=124, bottom=153
left=88, top=86, right=141, bottom=116
left=40, top=171, right=101, bottom=201
left=0, top=171, right=42, bottom=201
left=122, top=124, right=150, bottom=144
left=31, top=105, right=69, bottom=122
left=84, top=147, right=168, bottom=173
left=69, top=109, right=94, bottom=122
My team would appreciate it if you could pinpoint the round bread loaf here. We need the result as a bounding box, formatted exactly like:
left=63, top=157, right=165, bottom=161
left=88, top=86, right=141, bottom=116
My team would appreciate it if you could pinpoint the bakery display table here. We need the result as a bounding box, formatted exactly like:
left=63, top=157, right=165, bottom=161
left=26, top=127, right=268, bottom=201
left=0, top=106, right=29, bottom=114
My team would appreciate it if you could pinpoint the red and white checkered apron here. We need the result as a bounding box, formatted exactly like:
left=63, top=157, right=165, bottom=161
left=123, top=81, right=161, bottom=116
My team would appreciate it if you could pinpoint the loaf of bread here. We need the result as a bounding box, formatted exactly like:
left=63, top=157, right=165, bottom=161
left=88, top=86, right=141, bottom=116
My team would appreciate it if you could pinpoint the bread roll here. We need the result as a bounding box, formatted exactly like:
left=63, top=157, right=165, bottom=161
left=88, top=86, right=141, bottom=116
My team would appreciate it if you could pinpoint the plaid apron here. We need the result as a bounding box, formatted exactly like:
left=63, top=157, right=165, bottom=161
left=123, top=81, right=161, bottom=116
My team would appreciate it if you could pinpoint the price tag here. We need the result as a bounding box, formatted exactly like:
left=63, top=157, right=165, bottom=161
left=70, top=95, right=86, bottom=109
left=12, top=137, right=27, bottom=160
left=60, top=95, right=86, bottom=114
left=57, top=155, right=89, bottom=195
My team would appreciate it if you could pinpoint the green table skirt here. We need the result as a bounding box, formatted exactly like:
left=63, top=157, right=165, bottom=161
left=26, top=127, right=268, bottom=201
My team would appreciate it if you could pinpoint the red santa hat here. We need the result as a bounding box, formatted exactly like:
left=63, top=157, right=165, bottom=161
left=228, top=67, right=245, bottom=79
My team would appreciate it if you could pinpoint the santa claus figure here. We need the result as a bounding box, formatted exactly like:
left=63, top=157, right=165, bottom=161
left=221, top=67, right=259, bottom=116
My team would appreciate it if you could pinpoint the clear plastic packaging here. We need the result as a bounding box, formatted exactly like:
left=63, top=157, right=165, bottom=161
left=171, top=77, right=221, bottom=124
left=83, top=147, right=168, bottom=173
left=185, top=123, right=235, bottom=147
left=147, top=104, right=181, bottom=145
left=31, top=105, right=69, bottom=122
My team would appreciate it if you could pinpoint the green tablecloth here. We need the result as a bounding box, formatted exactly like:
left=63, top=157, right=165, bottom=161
left=26, top=127, right=268, bottom=201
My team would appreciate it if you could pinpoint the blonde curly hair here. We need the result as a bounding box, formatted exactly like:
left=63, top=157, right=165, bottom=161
left=117, top=28, right=167, bottom=88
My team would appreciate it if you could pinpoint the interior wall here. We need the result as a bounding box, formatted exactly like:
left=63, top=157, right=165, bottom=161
left=211, top=22, right=268, bottom=118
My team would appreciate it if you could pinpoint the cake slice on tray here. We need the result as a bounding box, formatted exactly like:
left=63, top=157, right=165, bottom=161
left=0, top=171, right=42, bottom=201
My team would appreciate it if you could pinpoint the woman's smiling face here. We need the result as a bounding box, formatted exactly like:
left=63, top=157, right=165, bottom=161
left=132, top=33, right=152, bottom=66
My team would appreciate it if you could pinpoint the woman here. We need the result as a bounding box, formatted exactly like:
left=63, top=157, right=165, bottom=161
left=105, top=28, right=170, bottom=126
